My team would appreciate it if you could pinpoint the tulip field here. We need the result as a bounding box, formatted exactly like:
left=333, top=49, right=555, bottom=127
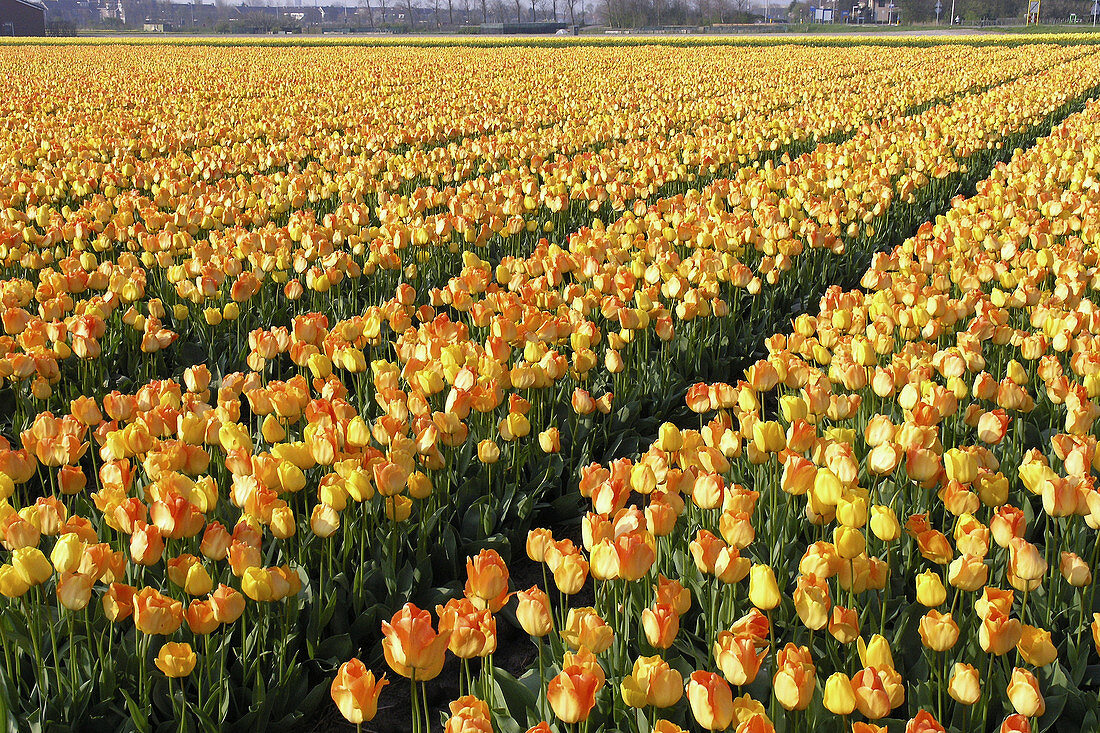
left=4, top=38, right=1100, bottom=733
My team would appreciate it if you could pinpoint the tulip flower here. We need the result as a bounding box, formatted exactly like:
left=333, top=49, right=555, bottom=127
left=56, top=572, right=94, bottom=611
left=133, top=587, right=184, bottom=635
left=713, top=631, right=765, bottom=686
left=12, top=547, right=52, bottom=586
left=947, top=663, right=981, bottom=705
left=619, top=655, right=683, bottom=709
left=547, top=664, right=600, bottom=724
left=515, top=586, right=553, bottom=638
left=381, top=603, right=451, bottom=682
left=155, top=642, right=197, bottom=678
left=748, top=564, right=780, bottom=610
left=331, top=658, right=388, bottom=725
left=822, top=671, right=855, bottom=715
left=852, top=667, right=893, bottom=719
left=905, top=710, right=946, bottom=733
left=1000, top=714, right=1032, bottom=733
left=1007, top=667, right=1045, bottom=717
left=918, top=610, right=959, bottom=651
left=687, top=671, right=735, bottom=731
left=436, top=598, right=496, bottom=659
left=641, top=603, right=680, bottom=649
left=980, top=607, right=1023, bottom=656
left=465, top=549, right=509, bottom=612
left=561, top=607, right=613, bottom=653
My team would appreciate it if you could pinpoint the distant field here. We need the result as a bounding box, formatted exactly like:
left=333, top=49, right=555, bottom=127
left=3, top=28, right=1100, bottom=46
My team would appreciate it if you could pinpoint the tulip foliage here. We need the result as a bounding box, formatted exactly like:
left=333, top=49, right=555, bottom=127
left=0, top=39, right=1099, bottom=732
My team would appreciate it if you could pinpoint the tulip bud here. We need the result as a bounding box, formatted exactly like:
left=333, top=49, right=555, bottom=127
left=515, top=586, right=553, bottom=637
left=999, top=714, right=1032, bottom=733
left=1009, top=537, right=1047, bottom=581
left=869, top=505, right=900, bottom=542
left=0, top=564, right=30, bottom=598
left=465, top=549, right=509, bottom=612
left=51, top=532, right=85, bottom=573
left=56, top=572, right=94, bottom=611
left=947, top=662, right=981, bottom=705
left=858, top=634, right=895, bottom=670
left=1060, top=552, right=1092, bottom=587
left=915, top=569, right=947, bottom=606
left=823, top=672, right=856, bottom=715
left=1007, top=667, right=1045, bottom=717
left=748, top=564, right=780, bottom=610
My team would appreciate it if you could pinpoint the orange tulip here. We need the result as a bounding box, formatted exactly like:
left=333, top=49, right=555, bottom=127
left=464, top=549, right=509, bottom=612
left=852, top=667, right=892, bottom=719
left=1007, top=667, right=1045, bottom=717
left=381, top=603, right=451, bottom=681
left=686, top=671, right=735, bottom=731
left=918, top=610, right=959, bottom=652
left=905, top=710, right=946, bottom=733
left=515, top=586, right=553, bottom=638
left=209, top=584, right=246, bottom=624
left=133, top=587, right=184, bottom=635
left=330, top=658, right=388, bottom=724
left=979, top=607, right=1022, bottom=656
left=436, top=598, right=496, bottom=659
left=641, top=603, right=680, bottom=649
left=547, top=664, right=601, bottom=724
left=999, top=714, right=1032, bottom=733
left=713, top=631, right=765, bottom=686
left=185, top=599, right=220, bottom=635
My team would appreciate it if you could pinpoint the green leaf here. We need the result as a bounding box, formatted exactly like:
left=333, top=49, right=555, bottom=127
left=120, top=690, right=151, bottom=733
left=314, top=633, right=354, bottom=664
left=492, top=667, right=539, bottom=732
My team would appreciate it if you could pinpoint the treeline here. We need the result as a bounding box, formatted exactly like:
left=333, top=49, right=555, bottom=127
left=886, top=0, right=1091, bottom=20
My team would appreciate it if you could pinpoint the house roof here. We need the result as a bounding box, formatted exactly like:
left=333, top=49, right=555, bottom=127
left=10, top=0, right=47, bottom=11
